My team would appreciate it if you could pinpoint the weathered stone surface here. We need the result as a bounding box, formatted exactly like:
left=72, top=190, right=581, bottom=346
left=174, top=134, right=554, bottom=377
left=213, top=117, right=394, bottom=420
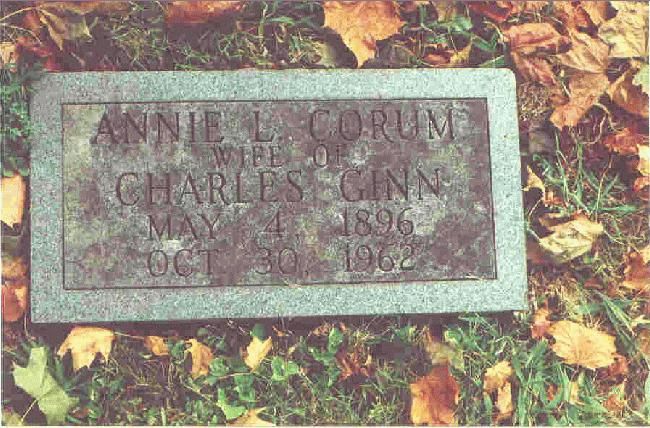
left=30, top=70, right=526, bottom=322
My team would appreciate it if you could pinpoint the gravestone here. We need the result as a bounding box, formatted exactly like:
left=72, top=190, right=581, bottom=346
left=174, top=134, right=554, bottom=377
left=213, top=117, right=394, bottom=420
left=29, top=69, right=527, bottom=322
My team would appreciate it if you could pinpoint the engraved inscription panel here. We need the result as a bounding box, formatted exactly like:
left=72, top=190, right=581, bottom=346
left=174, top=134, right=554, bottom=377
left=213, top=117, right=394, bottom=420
left=62, top=99, right=495, bottom=289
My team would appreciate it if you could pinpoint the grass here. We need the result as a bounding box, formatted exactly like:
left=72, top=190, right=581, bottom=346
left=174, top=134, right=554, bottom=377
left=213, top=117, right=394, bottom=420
left=1, top=0, right=649, bottom=425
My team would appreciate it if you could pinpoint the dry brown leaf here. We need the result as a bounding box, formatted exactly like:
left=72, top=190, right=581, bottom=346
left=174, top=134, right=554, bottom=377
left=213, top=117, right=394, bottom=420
left=605, top=354, right=629, bottom=379
left=165, top=0, right=244, bottom=25
left=494, top=381, right=513, bottom=422
left=410, top=365, right=459, bottom=425
left=144, top=336, right=169, bottom=356
left=467, top=1, right=515, bottom=23
left=554, top=1, right=607, bottom=30
left=483, top=361, right=512, bottom=393
left=603, top=127, right=647, bottom=155
left=608, top=66, right=649, bottom=118
left=1, top=281, right=28, bottom=322
left=336, top=349, right=373, bottom=382
left=599, top=2, right=649, bottom=58
left=503, top=23, right=569, bottom=55
left=39, top=1, right=130, bottom=15
left=581, top=2, right=608, bottom=28
left=1, top=175, right=26, bottom=228
left=621, top=245, right=650, bottom=293
left=323, top=1, right=404, bottom=67
left=637, top=329, right=650, bottom=357
left=556, top=30, right=609, bottom=74
left=186, top=339, right=214, bottom=378
left=229, top=408, right=274, bottom=426
left=550, top=72, right=610, bottom=128
left=531, top=307, right=551, bottom=339
left=57, top=327, right=115, bottom=371
left=243, top=336, right=272, bottom=371
left=538, top=213, right=604, bottom=263
left=548, top=320, right=617, bottom=369
left=604, top=382, right=626, bottom=414
left=511, top=53, right=556, bottom=86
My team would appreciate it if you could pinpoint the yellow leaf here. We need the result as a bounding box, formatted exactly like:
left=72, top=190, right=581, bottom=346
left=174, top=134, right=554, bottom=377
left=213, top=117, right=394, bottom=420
left=637, top=144, right=650, bottom=177
left=524, top=166, right=545, bottom=197
left=186, top=339, right=214, bottom=378
left=243, top=336, right=272, bottom=371
left=409, top=365, right=459, bottom=425
left=548, top=321, right=617, bottom=369
left=229, top=408, right=274, bottom=426
left=144, top=336, right=169, bottom=356
left=323, top=1, right=404, bottom=67
left=538, top=214, right=604, bottom=263
left=57, top=327, right=115, bottom=371
left=494, top=381, right=513, bottom=422
left=1, top=175, right=26, bottom=227
left=37, top=9, right=91, bottom=51
left=598, top=2, right=649, bottom=58
left=483, top=361, right=512, bottom=393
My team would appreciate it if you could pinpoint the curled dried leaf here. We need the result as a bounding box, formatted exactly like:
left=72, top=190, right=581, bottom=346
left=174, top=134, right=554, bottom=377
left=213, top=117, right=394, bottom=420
left=186, top=339, right=214, bottom=378
left=323, top=1, right=405, bottom=67
left=144, top=336, right=169, bottom=356
left=410, top=365, right=459, bottom=425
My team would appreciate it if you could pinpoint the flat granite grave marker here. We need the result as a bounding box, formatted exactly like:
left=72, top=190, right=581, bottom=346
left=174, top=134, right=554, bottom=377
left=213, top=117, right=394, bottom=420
left=30, top=69, right=527, bottom=322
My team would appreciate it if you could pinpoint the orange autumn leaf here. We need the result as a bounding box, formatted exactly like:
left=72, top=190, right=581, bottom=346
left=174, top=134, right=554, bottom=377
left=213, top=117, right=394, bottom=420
left=550, top=72, right=610, bottom=128
left=336, top=348, right=374, bottom=382
left=57, top=327, right=115, bottom=371
left=410, top=365, right=459, bottom=425
left=621, top=245, right=650, bottom=293
left=603, top=127, right=647, bottom=156
left=1, top=281, right=28, bottom=322
left=165, top=0, right=244, bottom=25
left=186, top=338, right=214, bottom=378
left=323, top=1, right=404, bottom=67
left=144, top=336, right=169, bottom=356
left=502, top=22, right=569, bottom=55
left=1, top=175, right=26, bottom=227
left=608, top=66, right=649, bottom=118
left=548, top=321, right=617, bottom=369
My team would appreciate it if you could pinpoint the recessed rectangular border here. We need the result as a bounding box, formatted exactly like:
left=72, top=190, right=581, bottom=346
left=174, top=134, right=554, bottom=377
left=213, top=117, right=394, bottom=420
left=60, top=97, right=496, bottom=290
left=30, top=69, right=527, bottom=322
